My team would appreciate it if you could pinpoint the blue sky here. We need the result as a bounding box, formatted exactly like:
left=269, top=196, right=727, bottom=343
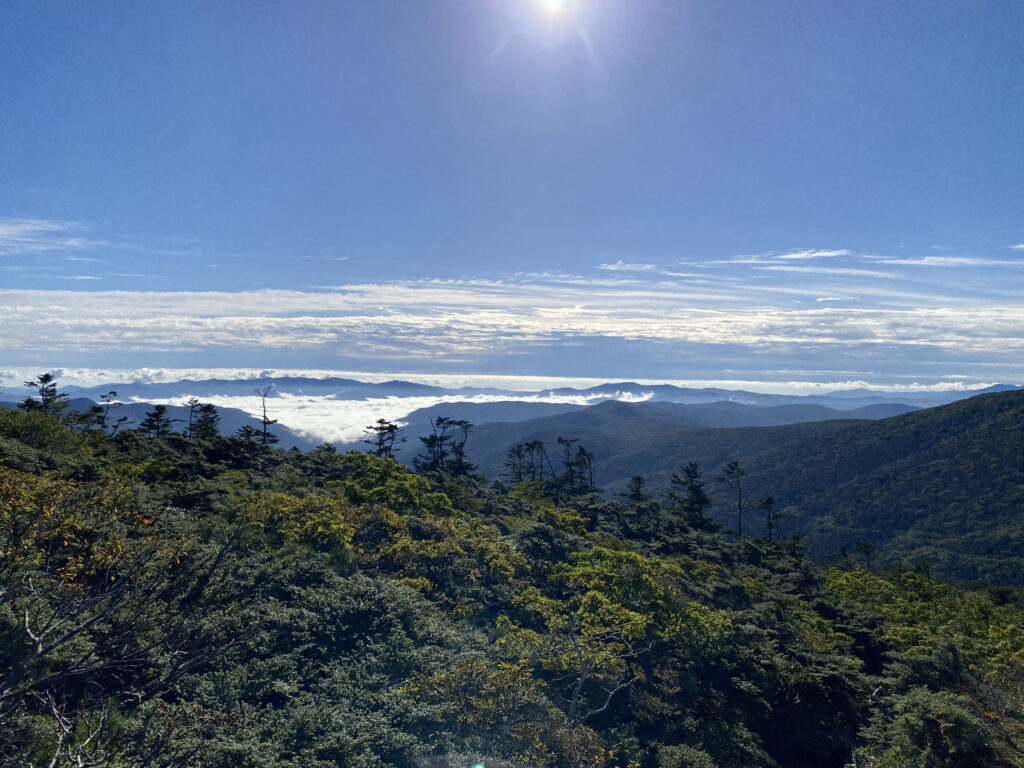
left=2, top=0, right=1023, bottom=387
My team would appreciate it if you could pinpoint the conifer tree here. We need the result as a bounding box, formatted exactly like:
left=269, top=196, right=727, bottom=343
left=193, top=403, right=220, bottom=440
left=857, top=541, right=877, bottom=571
left=184, top=396, right=201, bottom=439
left=668, top=462, right=711, bottom=527
left=716, top=460, right=747, bottom=536
left=363, top=418, right=403, bottom=459
left=18, top=372, right=69, bottom=416
left=757, top=496, right=781, bottom=541
left=255, top=386, right=279, bottom=445
left=140, top=404, right=176, bottom=438
left=504, top=443, right=527, bottom=483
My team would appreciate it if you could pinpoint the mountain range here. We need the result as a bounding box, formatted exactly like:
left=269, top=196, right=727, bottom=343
left=14, top=376, right=1016, bottom=413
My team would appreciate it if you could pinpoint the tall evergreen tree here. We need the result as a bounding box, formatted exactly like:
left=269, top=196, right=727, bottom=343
left=192, top=404, right=220, bottom=440
left=97, top=391, right=127, bottom=435
left=717, top=460, right=748, bottom=537
left=415, top=416, right=454, bottom=472
left=757, top=496, right=782, bottom=541
left=668, top=462, right=711, bottom=528
left=140, top=404, right=176, bottom=438
left=18, top=373, right=69, bottom=416
left=504, top=443, right=528, bottom=483
left=857, top=541, right=877, bottom=571
left=363, top=418, right=403, bottom=459
left=622, top=475, right=649, bottom=503
left=446, top=419, right=473, bottom=476
left=183, top=397, right=201, bottom=439
left=255, top=386, right=279, bottom=445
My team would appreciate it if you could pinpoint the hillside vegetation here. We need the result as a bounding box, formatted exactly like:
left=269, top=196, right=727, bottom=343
left=2, top=390, right=1024, bottom=767
left=465, top=390, right=1024, bottom=583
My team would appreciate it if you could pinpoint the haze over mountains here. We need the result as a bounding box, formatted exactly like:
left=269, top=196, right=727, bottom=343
left=52, top=376, right=1020, bottom=410
left=5, top=374, right=1016, bottom=448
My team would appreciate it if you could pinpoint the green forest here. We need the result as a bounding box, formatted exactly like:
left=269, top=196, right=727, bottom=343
left=466, top=390, right=1024, bottom=584
left=3, top=382, right=1024, bottom=768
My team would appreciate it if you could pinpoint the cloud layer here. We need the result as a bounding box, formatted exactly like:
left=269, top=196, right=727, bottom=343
left=4, top=237, right=1024, bottom=386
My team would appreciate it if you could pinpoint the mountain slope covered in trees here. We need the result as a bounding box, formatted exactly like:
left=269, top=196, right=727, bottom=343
left=358, top=399, right=917, bottom=458
left=2, top=396, right=1024, bottom=767
left=465, top=391, right=1024, bottom=583
left=0, top=397, right=316, bottom=450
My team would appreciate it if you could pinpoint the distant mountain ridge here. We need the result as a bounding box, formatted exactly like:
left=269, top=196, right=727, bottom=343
left=28, top=376, right=1018, bottom=451
left=34, top=376, right=1018, bottom=413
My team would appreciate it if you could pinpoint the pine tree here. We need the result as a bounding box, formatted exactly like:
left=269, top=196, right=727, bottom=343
left=255, top=386, right=279, bottom=445
left=504, top=443, right=528, bottom=483
left=362, top=418, right=403, bottom=459
left=193, top=404, right=220, bottom=440
left=184, top=397, right=201, bottom=439
left=18, top=373, right=69, bottom=416
left=668, top=462, right=711, bottom=528
left=757, top=496, right=781, bottom=541
left=140, top=404, right=176, bottom=438
left=716, top=460, right=747, bottom=537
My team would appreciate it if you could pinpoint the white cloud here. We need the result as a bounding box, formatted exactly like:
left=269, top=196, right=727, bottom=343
left=776, top=248, right=850, bottom=260
left=865, top=255, right=1024, bottom=267
left=140, top=390, right=653, bottom=444
left=1010, top=243, right=1024, bottom=251
left=2, top=285, right=1024, bottom=361
left=716, top=248, right=850, bottom=264
left=0, top=217, right=109, bottom=256
left=756, top=265, right=898, bottom=278
left=3, top=258, right=1024, bottom=389
left=598, top=260, right=659, bottom=272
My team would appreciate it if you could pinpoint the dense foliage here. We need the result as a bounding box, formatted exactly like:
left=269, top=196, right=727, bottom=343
left=467, top=390, right=1024, bottom=583
left=2, top=400, right=1023, bottom=767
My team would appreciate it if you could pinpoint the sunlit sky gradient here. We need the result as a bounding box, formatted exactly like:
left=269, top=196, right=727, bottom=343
left=2, top=1, right=1023, bottom=388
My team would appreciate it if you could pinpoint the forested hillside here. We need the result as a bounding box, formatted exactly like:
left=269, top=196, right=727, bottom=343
left=3, top=387, right=1024, bottom=767
left=0, top=397, right=316, bottom=451
left=466, top=390, right=1024, bottom=583
left=352, top=399, right=918, bottom=457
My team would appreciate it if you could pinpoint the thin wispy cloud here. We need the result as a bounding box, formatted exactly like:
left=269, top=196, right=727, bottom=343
left=776, top=248, right=850, bottom=260
left=712, top=248, right=851, bottom=265
left=5, top=228, right=1024, bottom=386
left=865, top=255, right=1024, bottom=267
left=755, top=265, right=898, bottom=279
left=598, top=260, right=659, bottom=272
left=2, top=365, right=995, bottom=396
left=3, top=281, right=1024, bottom=362
left=0, top=217, right=109, bottom=256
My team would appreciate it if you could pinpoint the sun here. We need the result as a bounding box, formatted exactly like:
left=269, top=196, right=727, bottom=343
left=535, top=0, right=577, bottom=16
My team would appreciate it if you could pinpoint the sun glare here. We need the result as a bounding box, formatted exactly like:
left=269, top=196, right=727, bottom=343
left=536, top=0, right=575, bottom=16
